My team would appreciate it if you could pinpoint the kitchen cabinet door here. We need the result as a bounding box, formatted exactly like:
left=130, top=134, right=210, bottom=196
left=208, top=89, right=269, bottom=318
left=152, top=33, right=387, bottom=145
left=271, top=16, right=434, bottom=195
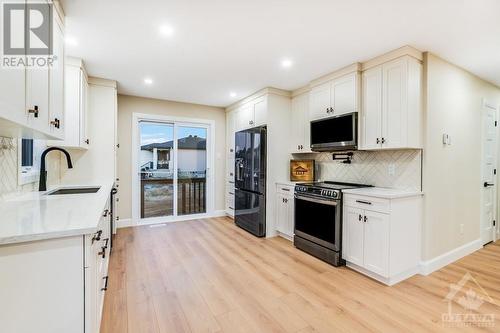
left=343, top=206, right=365, bottom=266
left=360, top=66, right=383, bottom=150
left=235, top=104, right=253, bottom=131
left=332, top=72, right=357, bottom=116
left=48, top=14, right=65, bottom=139
left=80, top=73, right=89, bottom=147
left=253, top=96, right=267, bottom=127
left=0, top=68, right=26, bottom=126
left=26, top=68, right=50, bottom=134
left=363, top=210, right=390, bottom=277
left=382, top=57, right=408, bottom=149
left=290, top=93, right=310, bottom=152
left=276, top=193, right=293, bottom=237
left=309, top=82, right=331, bottom=120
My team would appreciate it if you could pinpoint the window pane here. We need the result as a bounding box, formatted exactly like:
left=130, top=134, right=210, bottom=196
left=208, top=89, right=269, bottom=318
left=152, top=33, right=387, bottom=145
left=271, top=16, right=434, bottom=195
left=177, top=126, right=207, bottom=216
left=139, top=122, right=174, bottom=219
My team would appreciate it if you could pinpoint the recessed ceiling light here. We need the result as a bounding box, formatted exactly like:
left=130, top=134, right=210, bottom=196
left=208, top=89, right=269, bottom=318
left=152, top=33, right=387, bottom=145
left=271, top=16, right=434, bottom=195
left=281, top=58, right=293, bottom=68
left=230, top=92, right=237, bottom=98
left=144, top=78, right=153, bottom=85
left=65, top=36, right=78, bottom=46
left=159, top=25, right=175, bottom=37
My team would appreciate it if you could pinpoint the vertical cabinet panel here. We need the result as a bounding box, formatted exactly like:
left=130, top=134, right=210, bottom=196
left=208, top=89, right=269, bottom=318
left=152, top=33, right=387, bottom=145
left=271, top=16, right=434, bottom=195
left=290, top=93, right=310, bottom=152
left=235, top=104, right=253, bottom=131
left=0, top=68, right=26, bottom=125
left=382, top=58, right=408, bottom=149
left=332, top=72, right=357, bottom=116
left=343, top=206, right=365, bottom=266
left=361, top=66, right=383, bottom=149
left=26, top=68, right=50, bottom=133
left=49, top=14, right=65, bottom=138
left=80, top=74, right=89, bottom=146
left=253, top=96, right=267, bottom=127
left=363, top=210, right=390, bottom=277
left=309, top=82, right=331, bottom=120
left=275, top=188, right=294, bottom=238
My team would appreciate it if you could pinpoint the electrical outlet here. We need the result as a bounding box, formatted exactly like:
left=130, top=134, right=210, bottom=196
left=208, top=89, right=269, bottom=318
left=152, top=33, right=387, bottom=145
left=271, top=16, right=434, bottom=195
left=388, top=164, right=396, bottom=176
left=459, top=224, right=464, bottom=235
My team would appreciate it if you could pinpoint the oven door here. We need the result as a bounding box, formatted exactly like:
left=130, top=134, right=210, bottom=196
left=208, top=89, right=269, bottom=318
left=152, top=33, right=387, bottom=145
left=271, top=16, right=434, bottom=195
left=294, top=194, right=341, bottom=252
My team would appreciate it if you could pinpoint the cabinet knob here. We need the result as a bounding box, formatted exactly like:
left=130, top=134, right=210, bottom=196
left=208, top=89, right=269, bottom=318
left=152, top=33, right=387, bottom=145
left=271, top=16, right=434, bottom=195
left=358, top=214, right=362, bottom=221
left=364, top=216, right=368, bottom=223
left=376, top=138, right=380, bottom=144
left=28, top=105, right=39, bottom=118
left=381, top=137, right=386, bottom=144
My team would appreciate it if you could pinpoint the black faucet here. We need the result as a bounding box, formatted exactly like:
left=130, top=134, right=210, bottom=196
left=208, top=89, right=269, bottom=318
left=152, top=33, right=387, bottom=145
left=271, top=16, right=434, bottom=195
left=39, top=147, right=73, bottom=191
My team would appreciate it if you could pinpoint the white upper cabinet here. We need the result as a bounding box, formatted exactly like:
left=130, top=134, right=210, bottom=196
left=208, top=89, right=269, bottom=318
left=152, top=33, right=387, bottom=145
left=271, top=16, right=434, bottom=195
left=309, top=82, right=331, bottom=120
left=253, top=96, right=267, bottom=127
left=48, top=58, right=89, bottom=149
left=309, top=72, right=359, bottom=121
left=234, top=95, right=268, bottom=131
left=361, top=66, right=383, bottom=149
left=332, top=72, right=358, bottom=115
left=48, top=12, right=65, bottom=139
left=360, top=56, right=422, bottom=150
left=0, top=1, right=65, bottom=139
left=290, top=92, right=311, bottom=153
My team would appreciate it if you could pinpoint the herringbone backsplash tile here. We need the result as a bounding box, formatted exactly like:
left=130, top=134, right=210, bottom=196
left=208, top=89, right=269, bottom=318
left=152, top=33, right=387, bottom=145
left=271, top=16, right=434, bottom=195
left=311, top=149, right=422, bottom=191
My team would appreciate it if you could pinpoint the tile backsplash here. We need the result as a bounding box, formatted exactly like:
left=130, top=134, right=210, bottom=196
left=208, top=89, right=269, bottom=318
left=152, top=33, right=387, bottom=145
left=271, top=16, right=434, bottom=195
left=0, top=137, right=60, bottom=199
left=306, top=149, right=422, bottom=191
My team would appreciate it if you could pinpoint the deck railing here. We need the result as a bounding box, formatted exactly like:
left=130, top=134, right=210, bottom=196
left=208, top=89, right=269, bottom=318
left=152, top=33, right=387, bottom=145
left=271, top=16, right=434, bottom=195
left=140, top=176, right=206, bottom=218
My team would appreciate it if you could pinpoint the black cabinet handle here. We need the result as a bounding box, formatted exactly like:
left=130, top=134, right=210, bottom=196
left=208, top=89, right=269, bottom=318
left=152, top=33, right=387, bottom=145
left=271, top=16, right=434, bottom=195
left=376, top=138, right=380, bottom=144
left=85, top=139, right=89, bottom=145
left=356, top=200, right=372, bottom=205
left=484, top=182, right=495, bottom=187
left=28, top=105, right=39, bottom=118
left=50, top=118, right=60, bottom=129
left=364, top=216, right=368, bottom=223
left=381, top=137, right=386, bottom=144
left=358, top=214, right=362, bottom=221
left=103, top=238, right=109, bottom=248
left=281, top=188, right=290, bottom=192
left=92, top=230, right=102, bottom=243
left=103, top=209, right=109, bottom=217
left=101, top=276, right=109, bottom=291
left=98, top=246, right=106, bottom=259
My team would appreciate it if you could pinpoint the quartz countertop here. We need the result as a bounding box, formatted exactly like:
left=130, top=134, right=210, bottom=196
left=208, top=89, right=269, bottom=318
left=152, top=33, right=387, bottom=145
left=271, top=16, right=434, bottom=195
left=0, top=183, right=113, bottom=245
left=342, top=187, right=423, bottom=199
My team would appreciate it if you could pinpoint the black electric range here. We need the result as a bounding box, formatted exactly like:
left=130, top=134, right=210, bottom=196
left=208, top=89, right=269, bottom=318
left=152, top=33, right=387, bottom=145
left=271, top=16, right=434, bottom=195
left=293, top=181, right=372, bottom=266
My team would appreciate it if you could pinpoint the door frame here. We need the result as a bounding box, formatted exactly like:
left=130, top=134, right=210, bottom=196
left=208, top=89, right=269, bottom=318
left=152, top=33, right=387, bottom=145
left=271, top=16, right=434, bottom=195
left=480, top=99, right=499, bottom=244
left=131, top=112, right=216, bottom=225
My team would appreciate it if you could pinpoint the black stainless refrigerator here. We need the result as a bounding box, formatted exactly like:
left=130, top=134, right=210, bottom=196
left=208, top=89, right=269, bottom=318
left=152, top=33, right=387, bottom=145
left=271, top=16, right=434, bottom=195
left=234, top=126, right=267, bottom=237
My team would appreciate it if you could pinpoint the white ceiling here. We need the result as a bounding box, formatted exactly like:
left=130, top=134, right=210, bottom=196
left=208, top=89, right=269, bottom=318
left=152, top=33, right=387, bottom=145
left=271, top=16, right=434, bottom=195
left=61, top=0, right=500, bottom=107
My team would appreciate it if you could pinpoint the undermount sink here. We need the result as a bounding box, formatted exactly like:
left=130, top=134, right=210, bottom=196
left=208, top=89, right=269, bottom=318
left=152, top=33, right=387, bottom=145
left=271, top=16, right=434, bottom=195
left=47, top=187, right=101, bottom=195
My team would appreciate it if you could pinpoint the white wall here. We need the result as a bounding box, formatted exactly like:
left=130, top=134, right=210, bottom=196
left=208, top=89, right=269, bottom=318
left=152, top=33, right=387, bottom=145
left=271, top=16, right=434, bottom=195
left=117, top=94, right=225, bottom=220
left=422, top=53, right=500, bottom=261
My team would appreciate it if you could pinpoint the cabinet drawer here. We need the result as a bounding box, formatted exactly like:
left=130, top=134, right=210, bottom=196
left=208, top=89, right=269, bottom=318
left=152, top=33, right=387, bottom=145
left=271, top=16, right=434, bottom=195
left=344, top=194, right=390, bottom=214
left=276, top=184, right=294, bottom=195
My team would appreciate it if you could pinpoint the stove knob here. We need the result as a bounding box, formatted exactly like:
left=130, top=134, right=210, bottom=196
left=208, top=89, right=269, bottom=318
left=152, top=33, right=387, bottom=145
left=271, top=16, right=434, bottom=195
left=333, top=192, right=337, bottom=198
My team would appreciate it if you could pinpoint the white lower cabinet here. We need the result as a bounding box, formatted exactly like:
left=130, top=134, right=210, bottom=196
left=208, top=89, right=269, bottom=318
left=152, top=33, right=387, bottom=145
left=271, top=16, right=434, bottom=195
left=0, top=203, right=111, bottom=333
left=225, top=182, right=235, bottom=217
left=275, top=184, right=294, bottom=239
left=342, top=192, right=422, bottom=285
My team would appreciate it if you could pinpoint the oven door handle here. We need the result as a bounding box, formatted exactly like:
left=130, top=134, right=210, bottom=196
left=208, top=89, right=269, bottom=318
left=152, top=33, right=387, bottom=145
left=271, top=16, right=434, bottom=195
left=295, top=195, right=338, bottom=206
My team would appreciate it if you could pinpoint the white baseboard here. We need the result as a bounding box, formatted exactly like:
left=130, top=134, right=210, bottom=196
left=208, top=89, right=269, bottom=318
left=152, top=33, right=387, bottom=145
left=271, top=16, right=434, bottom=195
left=117, top=210, right=227, bottom=229
left=419, top=238, right=483, bottom=276
left=346, top=262, right=420, bottom=286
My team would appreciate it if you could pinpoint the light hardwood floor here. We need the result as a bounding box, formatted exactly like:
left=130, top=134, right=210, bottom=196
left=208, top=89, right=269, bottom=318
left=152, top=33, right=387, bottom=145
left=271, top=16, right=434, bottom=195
left=101, top=217, right=500, bottom=333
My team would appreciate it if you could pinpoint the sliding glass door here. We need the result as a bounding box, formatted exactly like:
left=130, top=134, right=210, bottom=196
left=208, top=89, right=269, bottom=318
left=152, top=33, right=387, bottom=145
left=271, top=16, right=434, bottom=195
left=138, top=121, right=209, bottom=220
left=139, top=122, right=174, bottom=219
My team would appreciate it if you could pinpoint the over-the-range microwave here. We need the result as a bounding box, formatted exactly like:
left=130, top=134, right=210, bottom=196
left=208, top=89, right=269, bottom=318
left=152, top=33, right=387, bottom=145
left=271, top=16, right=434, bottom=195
left=310, top=112, right=358, bottom=152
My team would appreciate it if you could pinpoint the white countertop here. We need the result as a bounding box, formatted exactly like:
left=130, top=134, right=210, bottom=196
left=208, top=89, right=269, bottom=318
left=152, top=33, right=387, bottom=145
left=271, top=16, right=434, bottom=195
left=0, top=183, right=113, bottom=245
left=342, top=187, right=423, bottom=199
